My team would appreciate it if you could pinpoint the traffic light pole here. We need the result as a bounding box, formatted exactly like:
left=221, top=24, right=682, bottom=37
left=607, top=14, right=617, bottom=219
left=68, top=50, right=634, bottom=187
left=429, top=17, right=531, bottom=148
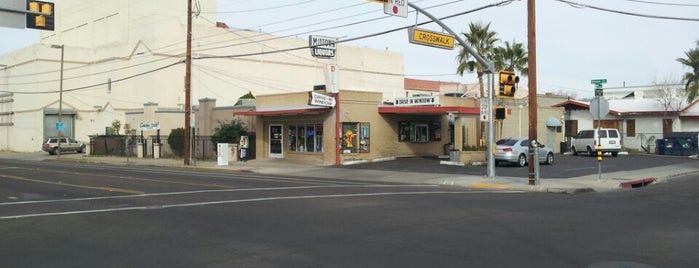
left=407, top=2, right=497, bottom=179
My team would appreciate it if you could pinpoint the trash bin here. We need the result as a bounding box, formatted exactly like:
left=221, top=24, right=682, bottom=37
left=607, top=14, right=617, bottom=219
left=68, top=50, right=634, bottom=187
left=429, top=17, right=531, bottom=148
left=560, top=141, right=568, bottom=154
left=656, top=139, right=665, bottom=155
left=444, top=144, right=454, bottom=155
left=664, top=132, right=699, bottom=156
left=449, top=149, right=460, bottom=162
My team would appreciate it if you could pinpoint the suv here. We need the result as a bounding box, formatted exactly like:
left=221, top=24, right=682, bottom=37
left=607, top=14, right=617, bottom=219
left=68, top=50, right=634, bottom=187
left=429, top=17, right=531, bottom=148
left=571, top=128, right=622, bottom=157
left=42, top=137, right=86, bottom=155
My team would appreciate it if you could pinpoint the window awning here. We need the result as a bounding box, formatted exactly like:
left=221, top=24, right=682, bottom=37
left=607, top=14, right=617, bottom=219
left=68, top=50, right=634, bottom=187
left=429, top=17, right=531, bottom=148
left=378, top=106, right=480, bottom=115
left=234, top=105, right=331, bottom=116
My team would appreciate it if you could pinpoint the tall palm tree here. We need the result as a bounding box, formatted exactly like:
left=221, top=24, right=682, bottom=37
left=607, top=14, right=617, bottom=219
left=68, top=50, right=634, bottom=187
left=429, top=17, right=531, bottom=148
left=494, top=39, right=528, bottom=75
left=676, top=41, right=699, bottom=102
left=456, top=22, right=499, bottom=98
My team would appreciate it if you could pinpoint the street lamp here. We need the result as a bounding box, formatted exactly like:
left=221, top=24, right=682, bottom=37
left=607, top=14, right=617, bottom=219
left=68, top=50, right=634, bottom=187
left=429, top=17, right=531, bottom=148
left=51, top=44, right=64, bottom=157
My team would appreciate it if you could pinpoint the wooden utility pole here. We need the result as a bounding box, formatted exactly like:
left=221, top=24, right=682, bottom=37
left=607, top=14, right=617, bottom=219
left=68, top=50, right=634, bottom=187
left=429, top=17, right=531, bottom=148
left=527, top=0, right=537, bottom=185
left=184, top=0, right=192, bottom=165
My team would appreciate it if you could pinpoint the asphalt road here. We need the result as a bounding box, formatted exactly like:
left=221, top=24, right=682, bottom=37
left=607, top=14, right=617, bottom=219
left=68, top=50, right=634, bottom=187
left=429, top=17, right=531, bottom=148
left=1, top=158, right=698, bottom=267
left=339, top=153, right=698, bottom=179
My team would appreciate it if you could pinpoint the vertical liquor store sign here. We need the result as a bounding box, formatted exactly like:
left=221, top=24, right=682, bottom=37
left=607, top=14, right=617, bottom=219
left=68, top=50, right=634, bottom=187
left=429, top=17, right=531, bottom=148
left=309, top=35, right=337, bottom=58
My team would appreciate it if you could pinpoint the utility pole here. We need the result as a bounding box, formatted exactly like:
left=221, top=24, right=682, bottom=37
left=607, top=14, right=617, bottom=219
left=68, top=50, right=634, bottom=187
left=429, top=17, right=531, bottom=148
left=183, top=0, right=192, bottom=165
left=527, top=0, right=538, bottom=185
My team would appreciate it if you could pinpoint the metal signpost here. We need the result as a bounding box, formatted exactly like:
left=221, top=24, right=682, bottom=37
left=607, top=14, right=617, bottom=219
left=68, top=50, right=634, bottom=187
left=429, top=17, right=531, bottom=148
left=590, top=79, right=608, bottom=181
left=370, top=0, right=497, bottom=178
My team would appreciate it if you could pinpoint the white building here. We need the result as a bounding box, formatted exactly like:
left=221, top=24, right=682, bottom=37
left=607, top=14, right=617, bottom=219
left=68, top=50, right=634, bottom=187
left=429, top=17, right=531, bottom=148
left=554, top=84, right=699, bottom=152
left=0, top=0, right=404, bottom=152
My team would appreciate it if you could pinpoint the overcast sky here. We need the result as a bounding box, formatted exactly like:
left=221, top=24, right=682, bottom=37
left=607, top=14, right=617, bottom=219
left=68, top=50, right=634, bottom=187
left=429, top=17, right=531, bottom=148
left=1, top=0, right=697, bottom=99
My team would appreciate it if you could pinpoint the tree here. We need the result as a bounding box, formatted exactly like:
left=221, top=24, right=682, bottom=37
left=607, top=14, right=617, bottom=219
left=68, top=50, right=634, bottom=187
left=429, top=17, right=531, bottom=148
left=211, top=120, right=248, bottom=149
left=111, top=120, right=122, bottom=135
left=494, top=39, right=528, bottom=75
left=676, top=41, right=699, bottom=102
left=456, top=22, right=499, bottom=98
left=168, top=128, right=185, bottom=157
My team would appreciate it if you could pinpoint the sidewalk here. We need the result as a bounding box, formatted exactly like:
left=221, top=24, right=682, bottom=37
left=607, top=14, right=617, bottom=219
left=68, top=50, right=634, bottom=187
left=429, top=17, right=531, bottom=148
left=3, top=152, right=698, bottom=193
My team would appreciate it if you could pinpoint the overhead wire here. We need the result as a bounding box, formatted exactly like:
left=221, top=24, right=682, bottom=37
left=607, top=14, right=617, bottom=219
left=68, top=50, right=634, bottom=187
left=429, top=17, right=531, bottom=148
left=555, top=0, right=699, bottom=21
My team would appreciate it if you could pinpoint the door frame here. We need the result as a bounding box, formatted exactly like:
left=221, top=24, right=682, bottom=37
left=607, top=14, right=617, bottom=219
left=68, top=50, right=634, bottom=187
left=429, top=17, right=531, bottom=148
left=269, top=124, right=283, bottom=159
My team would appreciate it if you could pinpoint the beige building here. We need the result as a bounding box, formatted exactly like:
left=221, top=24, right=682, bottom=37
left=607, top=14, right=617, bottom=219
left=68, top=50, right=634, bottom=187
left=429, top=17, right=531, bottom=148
left=0, top=0, right=404, bottom=152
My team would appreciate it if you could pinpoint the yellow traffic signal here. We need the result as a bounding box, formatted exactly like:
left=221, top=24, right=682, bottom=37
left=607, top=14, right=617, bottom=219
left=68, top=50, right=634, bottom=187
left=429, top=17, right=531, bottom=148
left=26, top=1, right=54, bottom=31
left=498, top=70, right=519, bottom=98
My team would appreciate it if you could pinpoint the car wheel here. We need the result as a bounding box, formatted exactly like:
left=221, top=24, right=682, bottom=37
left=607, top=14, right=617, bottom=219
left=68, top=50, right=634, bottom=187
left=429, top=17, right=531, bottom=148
left=517, top=154, right=527, bottom=167
left=571, top=146, right=578, bottom=155
left=545, top=152, right=554, bottom=165
left=611, top=152, right=618, bottom=157
left=77, top=145, right=85, bottom=154
left=586, top=147, right=593, bottom=157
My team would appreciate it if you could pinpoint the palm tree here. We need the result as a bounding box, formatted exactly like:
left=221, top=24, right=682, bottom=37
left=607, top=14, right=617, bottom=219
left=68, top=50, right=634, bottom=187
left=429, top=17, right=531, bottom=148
left=456, top=22, right=499, bottom=98
left=494, top=39, right=528, bottom=75
left=676, top=41, right=699, bottom=102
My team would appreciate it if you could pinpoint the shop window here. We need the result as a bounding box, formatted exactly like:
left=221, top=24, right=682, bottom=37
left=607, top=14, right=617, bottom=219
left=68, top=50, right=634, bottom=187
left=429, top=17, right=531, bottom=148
left=342, top=122, right=369, bottom=153
left=288, top=124, right=323, bottom=153
left=398, top=121, right=441, bottom=143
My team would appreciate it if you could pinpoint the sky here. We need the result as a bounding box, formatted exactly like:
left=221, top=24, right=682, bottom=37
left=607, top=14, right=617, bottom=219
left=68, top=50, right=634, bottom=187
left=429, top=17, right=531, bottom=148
left=1, top=0, right=698, bottom=99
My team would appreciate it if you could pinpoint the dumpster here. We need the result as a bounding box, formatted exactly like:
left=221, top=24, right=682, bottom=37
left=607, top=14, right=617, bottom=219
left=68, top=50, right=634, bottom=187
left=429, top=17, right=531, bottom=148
left=663, top=132, right=699, bottom=156
left=656, top=139, right=665, bottom=155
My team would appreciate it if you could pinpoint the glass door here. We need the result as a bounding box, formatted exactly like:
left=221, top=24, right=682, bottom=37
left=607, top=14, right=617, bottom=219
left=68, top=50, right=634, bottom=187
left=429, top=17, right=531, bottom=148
left=269, top=124, right=283, bottom=158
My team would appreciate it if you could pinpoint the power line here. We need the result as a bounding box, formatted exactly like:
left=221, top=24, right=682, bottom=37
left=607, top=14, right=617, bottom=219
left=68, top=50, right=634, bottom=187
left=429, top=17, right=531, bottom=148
left=555, top=0, right=699, bottom=21
left=622, top=0, right=699, bottom=7
left=7, top=60, right=182, bottom=95
left=203, top=0, right=318, bottom=14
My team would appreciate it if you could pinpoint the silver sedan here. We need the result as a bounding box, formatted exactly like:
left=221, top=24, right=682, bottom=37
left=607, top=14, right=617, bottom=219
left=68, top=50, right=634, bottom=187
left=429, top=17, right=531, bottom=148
left=494, top=138, right=554, bottom=167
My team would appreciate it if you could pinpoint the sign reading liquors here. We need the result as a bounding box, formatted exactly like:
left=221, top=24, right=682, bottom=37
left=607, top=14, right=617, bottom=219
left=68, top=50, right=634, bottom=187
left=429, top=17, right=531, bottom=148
left=309, top=35, right=336, bottom=58
left=138, top=122, right=160, bottom=131
left=394, top=96, right=439, bottom=106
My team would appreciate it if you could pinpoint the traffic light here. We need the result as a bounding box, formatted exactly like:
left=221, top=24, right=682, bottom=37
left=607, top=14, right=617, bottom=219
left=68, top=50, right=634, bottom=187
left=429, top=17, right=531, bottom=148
left=498, top=70, right=519, bottom=98
left=26, top=1, right=54, bottom=31
left=495, top=107, right=506, bottom=120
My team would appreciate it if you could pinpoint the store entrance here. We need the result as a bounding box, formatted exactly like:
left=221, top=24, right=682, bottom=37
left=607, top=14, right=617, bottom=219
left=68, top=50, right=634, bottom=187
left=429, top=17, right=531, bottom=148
left=269, top=124, right=283, bottom=158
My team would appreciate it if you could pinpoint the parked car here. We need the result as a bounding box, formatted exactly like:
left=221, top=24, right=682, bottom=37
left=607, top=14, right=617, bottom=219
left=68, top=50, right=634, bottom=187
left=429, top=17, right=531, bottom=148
left=571, top=128, right=621, bottom=157
left=41, top=137, right=86, bottom=155
left=494, top=138, right=554, bottom=167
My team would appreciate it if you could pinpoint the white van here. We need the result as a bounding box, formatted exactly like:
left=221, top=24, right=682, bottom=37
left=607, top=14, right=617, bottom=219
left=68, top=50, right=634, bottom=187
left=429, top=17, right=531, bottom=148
left=571, top=128, right=622, bottom=157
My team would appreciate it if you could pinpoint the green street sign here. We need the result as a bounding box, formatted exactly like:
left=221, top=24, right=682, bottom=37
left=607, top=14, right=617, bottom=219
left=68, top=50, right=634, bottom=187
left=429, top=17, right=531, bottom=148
left=591, top=79, right=607, bottom=85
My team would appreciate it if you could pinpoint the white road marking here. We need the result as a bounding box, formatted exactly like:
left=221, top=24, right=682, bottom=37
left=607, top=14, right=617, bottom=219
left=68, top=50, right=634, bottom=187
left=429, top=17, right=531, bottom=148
left=0, top=190, right=516, bottom=220
left=0, top=184, right=439, bottom=206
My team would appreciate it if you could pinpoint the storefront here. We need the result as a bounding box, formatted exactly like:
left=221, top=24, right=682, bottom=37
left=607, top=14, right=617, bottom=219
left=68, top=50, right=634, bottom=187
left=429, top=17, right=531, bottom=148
left=235, top=90, right=481, bottom=165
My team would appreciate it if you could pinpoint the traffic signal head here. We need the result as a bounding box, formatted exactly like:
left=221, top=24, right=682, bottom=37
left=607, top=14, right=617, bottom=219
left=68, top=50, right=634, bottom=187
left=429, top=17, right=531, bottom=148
left=495, top=107, right=506, bottom=120
left=498, top=70, right=519, bottom=98
left=26, top=1, right=54, bottom=31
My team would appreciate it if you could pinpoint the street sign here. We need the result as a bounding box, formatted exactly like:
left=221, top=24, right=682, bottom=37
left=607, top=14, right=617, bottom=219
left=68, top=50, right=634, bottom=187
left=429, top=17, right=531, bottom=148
left=595, top=87, right=603, bottom=97
left=590, top=79, right=607, bottom=85
left=589, top=96, right=609, bottom=120
left=480, top=98, right=489, bottom=122
left=384, top=0, right=408, bottom=18
left=408, top=27, right=455, bottom=50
